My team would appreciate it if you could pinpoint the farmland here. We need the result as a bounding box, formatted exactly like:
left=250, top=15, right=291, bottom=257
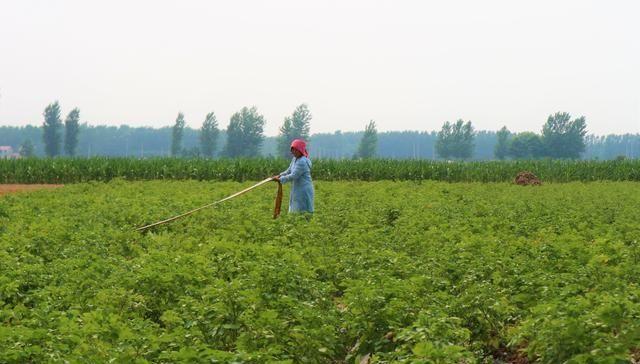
left=1, top=179, right=639, bottom=363
left=1, top=157, right=640, bottom=183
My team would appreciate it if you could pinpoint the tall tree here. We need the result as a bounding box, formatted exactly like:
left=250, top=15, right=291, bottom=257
left=223, top=106, right=266, bottom=157
left=356, top=120, right=378, bottom=158
left=200, top=112, right=220, bottom=158
left=508, top=132, right=544, bottom=159
left=224, top=117, right=243, bottom=158
left=171, top=112, right=185, bottom=156
left=435, top=119, right=475, bottom=159
left=19, top=139, right=35, bottom=157
left=64, top=108, right=80, bottom=156
left=277, top=104, right=312, bottom=158
left=541, top=112, right=588, bottom=159
left=494, top=126, right=510, bottom=160
left=42, top=101, right=62, bottom=157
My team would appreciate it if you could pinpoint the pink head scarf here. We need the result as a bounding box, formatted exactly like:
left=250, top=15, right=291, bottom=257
left=290, top=139, right=309, bottom=157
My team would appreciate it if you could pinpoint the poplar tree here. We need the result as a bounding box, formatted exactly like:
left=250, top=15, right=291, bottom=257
left=200, top=112, right=220, bottom=158
left=171, top=113, right=185, bottom=156
left=356, top=120, right=378, bottom=158
left=42, top=102, right=62, bottom=157
left=64, top=108, right=80, bottom=156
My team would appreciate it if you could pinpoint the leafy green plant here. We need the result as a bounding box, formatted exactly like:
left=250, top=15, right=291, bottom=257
left=1, top=180, right=640, bottom=362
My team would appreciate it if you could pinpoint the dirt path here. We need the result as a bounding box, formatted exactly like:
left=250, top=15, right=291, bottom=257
left=0, top=184, right=64, bottom=196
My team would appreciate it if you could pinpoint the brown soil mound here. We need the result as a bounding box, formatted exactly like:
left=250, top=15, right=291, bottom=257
left=0, top=184, right=63, bottom=196
left=514, top=171, right=541, bottom=186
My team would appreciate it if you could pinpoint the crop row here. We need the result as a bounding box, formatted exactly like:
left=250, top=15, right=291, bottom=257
left=1, top=157, right=640, bottom=183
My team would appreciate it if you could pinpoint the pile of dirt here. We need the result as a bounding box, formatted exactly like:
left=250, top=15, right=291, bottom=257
left=514, top=171, right=541, bottom=186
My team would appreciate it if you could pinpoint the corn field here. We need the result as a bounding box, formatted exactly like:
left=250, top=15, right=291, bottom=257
left=1, top=157, right=640, bottom=183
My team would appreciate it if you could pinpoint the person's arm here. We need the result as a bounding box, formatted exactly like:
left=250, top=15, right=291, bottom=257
left=273, top=159, right=293, bottom=181
left=279, top=158, right=308, bottom=184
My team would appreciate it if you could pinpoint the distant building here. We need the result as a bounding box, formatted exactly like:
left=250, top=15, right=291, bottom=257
left=0, top=146, right=20, bottom=159
left=0, top=146, right=12, bottom=158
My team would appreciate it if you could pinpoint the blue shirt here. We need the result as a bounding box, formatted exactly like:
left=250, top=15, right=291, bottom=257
left=279, top=156, right=314, bottom=213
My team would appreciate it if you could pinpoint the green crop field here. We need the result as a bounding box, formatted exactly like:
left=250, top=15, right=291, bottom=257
left=1, top=180, right=640, bottom=363
left=2, top=157, right=640, bottom=183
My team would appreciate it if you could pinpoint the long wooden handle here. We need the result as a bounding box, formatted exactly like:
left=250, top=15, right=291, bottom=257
left=135, top=177, right=275, bottom=231
left=273, top=181, right=283, bottom=218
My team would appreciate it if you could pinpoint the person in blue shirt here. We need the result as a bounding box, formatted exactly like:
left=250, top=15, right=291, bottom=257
left=272, top=139, right=314, bottom=213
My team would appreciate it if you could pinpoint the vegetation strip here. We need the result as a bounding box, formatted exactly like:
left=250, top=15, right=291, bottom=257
left=1, top=158, right=640, bottom=183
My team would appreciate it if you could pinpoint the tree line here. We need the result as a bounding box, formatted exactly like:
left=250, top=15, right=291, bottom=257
left=435, top=112, right=588, bottom=160
left=28, top=102, right=375, bottom=160
left=2, top=102, right=638, bottom=160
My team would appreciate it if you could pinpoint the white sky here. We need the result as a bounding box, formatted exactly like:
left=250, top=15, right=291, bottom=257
left=0, top=0, right=639, bottom=136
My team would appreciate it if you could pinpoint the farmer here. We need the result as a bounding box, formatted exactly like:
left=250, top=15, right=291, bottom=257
left=272, top=139, right=314, bottom=213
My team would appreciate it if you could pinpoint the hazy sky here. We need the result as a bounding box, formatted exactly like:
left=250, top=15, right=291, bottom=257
left=1, top=0, right=639, bottom=135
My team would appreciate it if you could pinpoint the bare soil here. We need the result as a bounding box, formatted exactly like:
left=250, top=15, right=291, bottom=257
left=0, top=184, right=63, bottom=196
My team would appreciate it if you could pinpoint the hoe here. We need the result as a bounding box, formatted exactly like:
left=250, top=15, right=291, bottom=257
left=135, top=178, right=282, bottom=231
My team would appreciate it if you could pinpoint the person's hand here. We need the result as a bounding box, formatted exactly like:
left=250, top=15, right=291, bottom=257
left=272, top=175, right=280, bottom=181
